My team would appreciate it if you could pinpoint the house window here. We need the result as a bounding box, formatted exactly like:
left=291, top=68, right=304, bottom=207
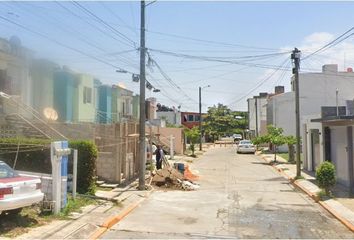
left=188, top=114, right=194, bottom=122
left=83, top=87, right=92, bottom=104
left=195, top=115, right=200, bottom=122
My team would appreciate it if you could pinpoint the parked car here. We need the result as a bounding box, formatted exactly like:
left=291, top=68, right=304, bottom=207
left=233, top=134, right=243, bottom=143
left=236, top=140, right=256, bottom=154
left=0, top=161, right=44, bottom=215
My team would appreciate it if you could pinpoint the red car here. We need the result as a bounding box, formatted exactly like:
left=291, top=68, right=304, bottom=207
left=0, top=161, right=44, bottom=215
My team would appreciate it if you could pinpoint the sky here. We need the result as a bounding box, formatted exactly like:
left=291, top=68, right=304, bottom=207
left=1, top=1, right=354, bottom=112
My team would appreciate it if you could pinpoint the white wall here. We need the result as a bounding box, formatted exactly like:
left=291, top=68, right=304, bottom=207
left=248, top=98, right=256, bottom=133
left=330, top=126, right=349, bottom=187
left=302, top=117, right=323, bottom=171
left=268, top=92, right=296, bottom=136
left=299, top=66, right=354, bottom=116
left=269, top=65, right=354, bottom=139
left=248, top=96, right=267, bottom=136
left=156, top=112, right=181, bottom=126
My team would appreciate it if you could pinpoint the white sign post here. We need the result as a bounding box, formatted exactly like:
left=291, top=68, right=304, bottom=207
left=50, top=141, right=71, bottom=214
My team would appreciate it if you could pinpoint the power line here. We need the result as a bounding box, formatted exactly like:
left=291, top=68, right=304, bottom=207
left=72, top=1, right=137, bottom=48
left=227, top=57, right=290, bottom=106
left=146, top=29, right=280, bottom=51
left=149, top=48, right=291, bottom=60
left=148, top=48, right=291, bottom=71
left=99, top=1, right=139, bottom=38
left=0, top=14, right=133, bottom=74
left=54, top=1, right=139, bottom=70
left=147, top=53, right=198, bottom=104
left=303, top=27, right=354, bottom=61
left=3, top=1, right=138, bottom=70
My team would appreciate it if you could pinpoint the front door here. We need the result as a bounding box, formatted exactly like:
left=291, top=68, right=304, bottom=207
left=311, top=129, right=320, bottom=171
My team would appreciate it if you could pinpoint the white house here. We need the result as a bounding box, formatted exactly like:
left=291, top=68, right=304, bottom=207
left=267, top=91, right=295, bottom=136
left=247, top=93, right=269, bottom=137
left=267, top=64, right=354, bottom=190
left=156, top=111, right=181, bottom=126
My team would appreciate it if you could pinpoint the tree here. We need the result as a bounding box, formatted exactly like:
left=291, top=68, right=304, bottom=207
left=316, top=161, right=336, bottom=195
left=203, top=103, right=248, bottom=141
left=252, top=125, right=286, bottom=162
left=185, top=127, right=200, bottom=157
left=284, top=135, right=297, bottom=163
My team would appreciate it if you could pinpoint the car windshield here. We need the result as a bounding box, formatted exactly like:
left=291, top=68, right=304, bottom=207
left=240, top=140, right=252, bottom=145
left=0, top=162, right=19, bottom=179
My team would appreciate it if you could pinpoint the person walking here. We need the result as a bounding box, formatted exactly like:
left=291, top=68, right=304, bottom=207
left=155, top=145, right=164, bottom=170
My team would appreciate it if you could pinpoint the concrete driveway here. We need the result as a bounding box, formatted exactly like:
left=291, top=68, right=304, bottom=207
left=101, top=146, right=354, bottom=239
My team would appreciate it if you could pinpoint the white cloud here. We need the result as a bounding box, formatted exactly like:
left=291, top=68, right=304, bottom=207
left=303, top=32, right=334, bottom=45
left=299, top=31, right=354, bottom=71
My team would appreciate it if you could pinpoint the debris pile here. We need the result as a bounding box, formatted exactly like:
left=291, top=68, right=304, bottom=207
left=152, top=166, right=200, bottom=190
left=184, top=165, right=199, bottom=181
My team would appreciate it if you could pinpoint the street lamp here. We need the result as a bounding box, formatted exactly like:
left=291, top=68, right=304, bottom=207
left=199, top=85, right=210, bottom=151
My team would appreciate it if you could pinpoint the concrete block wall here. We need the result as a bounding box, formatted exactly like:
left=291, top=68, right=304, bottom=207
left=96, top=152, right=116, bottom=182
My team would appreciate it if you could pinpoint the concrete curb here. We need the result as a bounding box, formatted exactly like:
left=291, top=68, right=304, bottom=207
left=260, top=154, right=354, bottom=232
left=89, top=191, right=152, bottom=239
left=318, top=201, right=354, bottom=232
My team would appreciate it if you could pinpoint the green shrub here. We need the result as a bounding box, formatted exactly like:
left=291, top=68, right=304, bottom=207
left=69, top=140, right=97, bottom=195
left=316, top=161, right=336, bottom=195
left=0, top=138, right=97, bottom=195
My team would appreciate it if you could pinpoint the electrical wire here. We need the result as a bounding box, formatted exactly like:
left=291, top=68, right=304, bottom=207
left=54, top=1, right=139, bottom=71
left=146, top=29, right=281, bottom=51
left=227, top=57, right=290, bottom=107
left=72, top=1, right=137, bottom=48
left=302, top=27, right=354, bottom=61
left=0, top=14, right=133, bottom=74
left=148, top=48, right=291, bottom=71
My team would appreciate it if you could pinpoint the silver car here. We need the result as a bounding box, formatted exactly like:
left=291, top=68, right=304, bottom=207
left=237, top=140, right=256, bottom=154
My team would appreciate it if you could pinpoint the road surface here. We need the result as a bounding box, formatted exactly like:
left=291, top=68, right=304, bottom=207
left=101, top=146, right=354, bottom=239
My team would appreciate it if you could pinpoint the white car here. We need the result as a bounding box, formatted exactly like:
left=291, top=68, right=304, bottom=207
left=237, top=140, right=256, bottom=154
left=0, top=161, right=44, bottom=215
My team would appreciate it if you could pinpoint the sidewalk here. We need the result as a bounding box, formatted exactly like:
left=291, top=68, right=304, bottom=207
left=261, top=153, right=354, bottom=232
left=15, top=181, right=152, bottom=239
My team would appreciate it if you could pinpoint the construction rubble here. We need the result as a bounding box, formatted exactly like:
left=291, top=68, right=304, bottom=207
left=151, top=165, right=200, bottom=191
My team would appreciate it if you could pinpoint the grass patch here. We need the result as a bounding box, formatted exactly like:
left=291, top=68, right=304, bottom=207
left=317, top=189, right=333, bottom=201
left=0, top=195, right=97, bottom=238
left=278, top=153, right=289, bottom=161
left=294, top=175, right=305, bottom=180
left=58, top=195, right=97, bottom=218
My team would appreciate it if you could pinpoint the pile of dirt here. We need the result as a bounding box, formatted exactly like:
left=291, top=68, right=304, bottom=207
left=152, top=167, right=199, bottom=190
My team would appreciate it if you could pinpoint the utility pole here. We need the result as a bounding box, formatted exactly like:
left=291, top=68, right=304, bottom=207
left=336, top=88, right=339, bottom=116
left=255, top=97, right=258, bottom=137
left=292, top=48, right=301, bottom=178
left=199, top=86, right=202, bottom=151
left=138, top=0, right=146, bottom=190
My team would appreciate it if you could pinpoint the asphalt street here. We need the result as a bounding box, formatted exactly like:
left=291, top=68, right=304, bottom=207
left=101, top=146, right=354, bottom=239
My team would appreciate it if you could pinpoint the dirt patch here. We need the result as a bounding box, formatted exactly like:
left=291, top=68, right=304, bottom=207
left=0, top=206, right=52, bottom=238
